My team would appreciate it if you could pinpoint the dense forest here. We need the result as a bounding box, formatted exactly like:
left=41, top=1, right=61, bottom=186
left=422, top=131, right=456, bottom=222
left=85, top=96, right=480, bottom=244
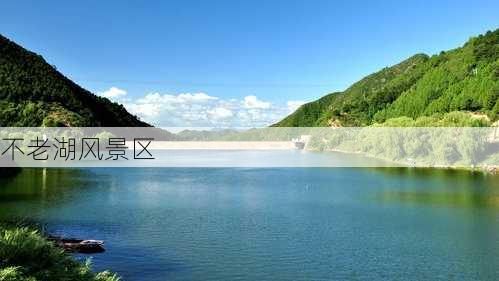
left=0, top=34, right=149, bottom=127
left=275, top=29, right=499, bottom=127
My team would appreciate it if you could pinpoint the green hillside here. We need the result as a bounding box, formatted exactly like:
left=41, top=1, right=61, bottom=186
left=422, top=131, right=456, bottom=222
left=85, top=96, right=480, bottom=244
left=275, top=29, right=499, bottom=127
left=0, top=34, right=149, bottom=127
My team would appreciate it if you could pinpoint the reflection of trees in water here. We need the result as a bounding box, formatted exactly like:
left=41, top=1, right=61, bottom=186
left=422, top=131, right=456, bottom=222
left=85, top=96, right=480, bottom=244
left=380, top=190, right=499, bottom=209
left=0, top=168, right=102, bottom=219
left=371, top=167, right=499, bottom=209
left=382, top=167, right=496, bottom=185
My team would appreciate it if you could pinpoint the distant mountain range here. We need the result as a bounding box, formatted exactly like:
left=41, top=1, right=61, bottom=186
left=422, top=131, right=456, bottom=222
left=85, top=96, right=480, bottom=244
left=0, top=34, right=149, bottom=127
left=275, top=29, right=498, bottom=127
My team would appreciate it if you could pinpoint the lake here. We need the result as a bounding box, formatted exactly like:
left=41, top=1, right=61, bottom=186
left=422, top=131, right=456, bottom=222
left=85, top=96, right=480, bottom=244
left=1, top=165, right=499, bottom=280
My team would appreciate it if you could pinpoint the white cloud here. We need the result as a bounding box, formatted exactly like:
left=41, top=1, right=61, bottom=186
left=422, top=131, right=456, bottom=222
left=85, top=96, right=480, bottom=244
left=124, top=103, right=161, bottom=118
left=207, top=107, right=233, bottom=120
left=109, top=87, right=299, bottom=127
left=287, top=100, right=307, bottom=113
left=97, top=87, right=127, bottom=99
left=243, top=95, right=271, bottom=109
left=138, top=92, right=217, bottom=104
left=178, top=92, right=218, bottom=102
left=136, top=92, right=217, bottom=105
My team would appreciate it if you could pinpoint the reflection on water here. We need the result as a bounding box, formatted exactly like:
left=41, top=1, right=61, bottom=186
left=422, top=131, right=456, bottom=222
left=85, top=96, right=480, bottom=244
left=380, top=191, right=499, bottom=208
left=1, top=167, right=499, bottom=281
left=371, top=168, right=499, bottom=208
left=0, top=168, right=91, bottom=204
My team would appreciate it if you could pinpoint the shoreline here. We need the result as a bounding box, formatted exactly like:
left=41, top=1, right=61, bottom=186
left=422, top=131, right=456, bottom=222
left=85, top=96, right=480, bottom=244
left=317, top=147, right=498, bottom=174
left=127, top=141, right=295, bottom=150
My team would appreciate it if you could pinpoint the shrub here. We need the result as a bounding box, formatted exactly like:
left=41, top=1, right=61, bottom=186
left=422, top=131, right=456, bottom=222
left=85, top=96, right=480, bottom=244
left=0, top=226, right=120, bottom=281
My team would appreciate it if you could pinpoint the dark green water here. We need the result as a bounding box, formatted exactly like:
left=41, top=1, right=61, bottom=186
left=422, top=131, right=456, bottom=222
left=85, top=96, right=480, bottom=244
left=1, top=167, right=499, bottom=280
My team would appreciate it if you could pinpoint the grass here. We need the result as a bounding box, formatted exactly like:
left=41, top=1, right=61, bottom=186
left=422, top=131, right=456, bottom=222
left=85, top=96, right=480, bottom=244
left=0, top=224, right=120, bottom=281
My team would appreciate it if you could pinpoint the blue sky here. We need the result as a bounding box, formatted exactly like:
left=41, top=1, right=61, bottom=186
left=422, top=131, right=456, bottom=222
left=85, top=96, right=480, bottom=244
left=1, top=0, right=498, bottom=127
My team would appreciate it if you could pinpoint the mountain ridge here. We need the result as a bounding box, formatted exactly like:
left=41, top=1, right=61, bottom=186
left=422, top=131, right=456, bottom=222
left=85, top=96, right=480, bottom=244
left=275, top=29, right=499, bottom=127
left=0, top=34, right=149, bottom=127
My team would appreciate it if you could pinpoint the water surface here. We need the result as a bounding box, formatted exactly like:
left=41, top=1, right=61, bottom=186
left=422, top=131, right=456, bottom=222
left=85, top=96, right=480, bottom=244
left=1, top=167, right=499, bottom=280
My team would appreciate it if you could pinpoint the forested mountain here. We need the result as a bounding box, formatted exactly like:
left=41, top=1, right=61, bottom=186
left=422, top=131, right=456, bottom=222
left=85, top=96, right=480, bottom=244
left=275, top=29, right=499, bottom=127
left=0, top=34, right=149, bottom=127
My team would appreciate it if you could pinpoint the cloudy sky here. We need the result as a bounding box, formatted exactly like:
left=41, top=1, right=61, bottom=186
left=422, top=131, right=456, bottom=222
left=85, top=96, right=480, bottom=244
left=97, top=87, right=305, bottom=127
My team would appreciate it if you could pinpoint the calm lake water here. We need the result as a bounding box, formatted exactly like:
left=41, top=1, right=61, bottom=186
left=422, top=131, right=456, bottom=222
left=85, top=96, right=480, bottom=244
left=1, top=165, right=499, bottom=280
